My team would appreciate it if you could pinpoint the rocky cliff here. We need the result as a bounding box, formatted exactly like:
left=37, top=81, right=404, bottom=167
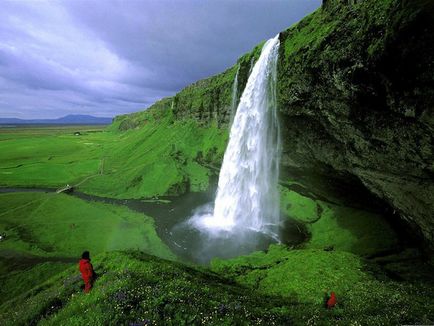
left=276, top=0, right=434, bottom=247
left=115, top=0, right=434, bottom=248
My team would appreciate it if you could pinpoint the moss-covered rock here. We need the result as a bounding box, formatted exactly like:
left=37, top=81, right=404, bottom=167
left=280, top=185, right=399, bottom=256
left=276, top=0, right=434, bottom=247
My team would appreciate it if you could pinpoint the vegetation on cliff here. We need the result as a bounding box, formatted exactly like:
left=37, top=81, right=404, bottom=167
left=277, top=0, right=434, bottom=247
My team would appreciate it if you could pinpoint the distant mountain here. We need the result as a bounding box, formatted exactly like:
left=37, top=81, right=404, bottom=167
left=0, top=114, right=112, bottom=125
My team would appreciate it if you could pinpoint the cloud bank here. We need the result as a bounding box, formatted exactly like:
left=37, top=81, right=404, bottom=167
left=0, top=0, right=320, bottom=119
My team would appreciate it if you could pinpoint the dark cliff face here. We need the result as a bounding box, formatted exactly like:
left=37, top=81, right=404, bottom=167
left=115, top=0, right=434, bottom=248
left=277, top=0, right=434, bottom=247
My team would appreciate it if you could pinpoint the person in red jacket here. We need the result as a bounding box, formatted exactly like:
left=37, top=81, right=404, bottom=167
left=326, top=291, right=337, bottom=309
left=79, top=251, right=95, bottom=293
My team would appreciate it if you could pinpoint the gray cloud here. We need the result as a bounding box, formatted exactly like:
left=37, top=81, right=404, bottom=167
left=0, top=0, right=320, bottom=119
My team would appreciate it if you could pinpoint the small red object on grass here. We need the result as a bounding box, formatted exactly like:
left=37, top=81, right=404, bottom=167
left=327, top=291, right=337, bottom=309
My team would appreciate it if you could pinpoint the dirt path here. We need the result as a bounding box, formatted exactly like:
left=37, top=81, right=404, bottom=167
left=74, top=158, right=105, bottom=187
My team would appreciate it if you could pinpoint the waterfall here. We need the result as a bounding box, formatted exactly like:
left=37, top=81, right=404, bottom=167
left=191, top=34, right=281, bottom=238
left=249, top=56, right=255, bottom=75
left=229, top=66, right=239, bottom=126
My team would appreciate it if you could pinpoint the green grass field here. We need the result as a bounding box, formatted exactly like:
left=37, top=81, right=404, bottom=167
left=1, top=249, right=433, bottom=325
left=0, top=190, right=175, bottom=307
left=211, top=245, right=434, bottom=325
left=0, top=114, right=227, bottom=199
left=0, top=192, right=174, bottom=259
left=0, top=125, right=108, bottom=188
left=0, top=123, right=399, bottom=260
left=0, top=123, right=433, bottom=325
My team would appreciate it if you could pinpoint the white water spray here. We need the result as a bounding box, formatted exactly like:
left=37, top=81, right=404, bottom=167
left=249, top=57, right=255, bottom=75
left=191, top=34, right=281, bottom=238
left=229, top=66, right=239, bottom=126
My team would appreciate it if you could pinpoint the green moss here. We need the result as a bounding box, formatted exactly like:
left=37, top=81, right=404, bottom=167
left=280, top=182, right=398, bottom=256
left=282, top=9, right=337, bottom=58
left=212, top=245, right=368, bottom=304
left=280, top=186, right=322, bottom=223
left=211, top=245, right=434, bottom=325
left=305, top=202, right=398, bottom=256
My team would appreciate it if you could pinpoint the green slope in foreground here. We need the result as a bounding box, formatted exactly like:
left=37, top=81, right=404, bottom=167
left=0, top=192, right=175, bottom=306
left=1, top=250, right=433, bottom=326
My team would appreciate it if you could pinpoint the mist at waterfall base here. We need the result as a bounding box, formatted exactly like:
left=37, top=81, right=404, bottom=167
left=170, top=35, right=285, bottom=264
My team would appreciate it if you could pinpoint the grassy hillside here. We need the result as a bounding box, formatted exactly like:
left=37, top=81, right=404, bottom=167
left=1, top=249, right=433, bottom=325
left=211, top=245, right=434, bottom=325
left=0, top=191, right=175, bottom=307
left=81, top=108, right=228, bottom=199
left=0, top=117, right=226, bottom=199
left=1, top=251, right=295, bottom=326
left=0, top=192, right=174, bottom=260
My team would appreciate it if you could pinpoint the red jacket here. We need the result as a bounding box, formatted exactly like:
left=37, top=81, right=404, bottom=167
left=79, top=259, right=94, bottom=283
left=327, top=292, right=337, bottom=309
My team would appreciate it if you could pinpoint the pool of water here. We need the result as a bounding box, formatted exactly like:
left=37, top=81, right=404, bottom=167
left=0, top=186, right=308, bottom=264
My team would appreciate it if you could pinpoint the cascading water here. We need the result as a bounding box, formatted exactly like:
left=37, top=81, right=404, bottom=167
left=229, top=66, right=239, bottom=126
left=249, top=56, right=255, bottom=75
left=169, top=34, right=306, bottom=263
left=191, top=34, right=281, bottom=239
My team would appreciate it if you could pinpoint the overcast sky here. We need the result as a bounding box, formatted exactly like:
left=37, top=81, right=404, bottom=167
left=0, top=0, right=320, bottom=119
